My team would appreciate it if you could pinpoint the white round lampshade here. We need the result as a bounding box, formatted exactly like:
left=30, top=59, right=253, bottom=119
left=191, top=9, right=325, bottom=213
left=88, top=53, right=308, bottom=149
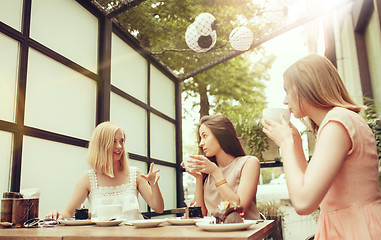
left=194, top=13, right=217, bottom=36
left=185, top=23, right=217, bottom=53
left=229, top=26, right=254, bottom=51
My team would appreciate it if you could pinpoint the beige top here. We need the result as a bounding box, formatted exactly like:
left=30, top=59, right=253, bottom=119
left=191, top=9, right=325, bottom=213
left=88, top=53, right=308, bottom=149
left=204, top=156, right=260, bottom=219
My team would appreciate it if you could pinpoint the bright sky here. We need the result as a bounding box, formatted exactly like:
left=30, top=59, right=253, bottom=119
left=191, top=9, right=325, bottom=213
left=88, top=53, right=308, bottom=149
left=261, top=27, right=308, bottom=109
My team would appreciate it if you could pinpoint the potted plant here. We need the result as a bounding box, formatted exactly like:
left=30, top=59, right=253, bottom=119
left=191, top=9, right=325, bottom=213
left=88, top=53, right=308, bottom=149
left=257, top=200, right=286, bottom=240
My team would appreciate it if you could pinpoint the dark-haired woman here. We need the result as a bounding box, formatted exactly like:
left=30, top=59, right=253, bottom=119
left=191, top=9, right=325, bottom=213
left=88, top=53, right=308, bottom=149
left=184, top=115, right=261, bottom=219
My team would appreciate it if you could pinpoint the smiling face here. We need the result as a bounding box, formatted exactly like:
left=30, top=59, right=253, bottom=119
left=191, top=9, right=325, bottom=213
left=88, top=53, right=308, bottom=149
left=113, top=129, right=125, bottom=162
left=198, top=124, right=222, bottom=157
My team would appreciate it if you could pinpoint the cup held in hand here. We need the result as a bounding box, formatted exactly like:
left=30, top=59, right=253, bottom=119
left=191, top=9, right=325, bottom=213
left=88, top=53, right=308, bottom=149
left=183, top=156, right=195, bottom=171
left=262, top=108, right=290, bottom=123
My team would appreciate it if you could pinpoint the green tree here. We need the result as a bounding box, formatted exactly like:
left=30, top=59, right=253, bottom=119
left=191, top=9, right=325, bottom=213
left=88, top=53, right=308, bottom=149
left=97, top=0, right=275, bottom=156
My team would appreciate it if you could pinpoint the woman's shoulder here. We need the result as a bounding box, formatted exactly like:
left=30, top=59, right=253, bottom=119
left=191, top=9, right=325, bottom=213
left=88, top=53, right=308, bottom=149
left=328, top=107, right=359, bottom=119
left=237, top=155, right=260, bottom=167
left=324, top=107, right=365, bottom=128
left=239, top=155, right=259, bottom=162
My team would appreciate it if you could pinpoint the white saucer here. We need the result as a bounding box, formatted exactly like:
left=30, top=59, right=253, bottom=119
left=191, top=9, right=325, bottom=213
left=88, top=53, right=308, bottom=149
left=128, top=219, right=165, bottom=228
left=58, top=219, right=94, bottom=226
left=92, top=219, right=123, bottom=227
left=166, top=217, right=197, bottom=225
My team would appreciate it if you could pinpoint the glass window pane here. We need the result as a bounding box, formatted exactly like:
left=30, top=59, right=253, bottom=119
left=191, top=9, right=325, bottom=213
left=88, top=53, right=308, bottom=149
left=150, top=114, right=176, bottom=163
left=30, top=0, right=98, bottom=73
left=111, top=34, right=148, bottom=103
left=150, top=66, right=175, bottom=118
left=21, top=136, right=89, bottom=218
left=129, top=159, right=148, bottom=212
left=0, top=131, right=13, bottom=194
left=0, top=0, right=23, bottom=31
left=0, top=33, right=19, bottom=123
left=110, top=93, right=147, bottom=156
left=24, top=49, right=96, bottom=140
left=157, top=165, right=176, bottom=210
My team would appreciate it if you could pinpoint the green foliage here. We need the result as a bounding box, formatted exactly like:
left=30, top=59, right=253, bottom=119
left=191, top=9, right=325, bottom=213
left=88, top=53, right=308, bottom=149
left=361, top=98, right=381, bottom=161
left=96, top=0, right=275, bottom=158
left=257, top=201, right=286, bottom=219
left=257, top=200, right=286, bottom=240
left=361, top=98, right=381, bottom=189
left=260, top=168, right=283, bottom=184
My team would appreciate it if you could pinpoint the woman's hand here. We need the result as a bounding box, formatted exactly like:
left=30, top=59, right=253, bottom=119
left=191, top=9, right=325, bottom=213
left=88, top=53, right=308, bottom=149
left=45, top=210, right=61, bottom=220
left=141, top=163, right=160, bottom=185
left=188, top=155, right=219, bottom=176
left=262, top=114, right=301, bottom=148
left=181, top=160, right=202, bottom=179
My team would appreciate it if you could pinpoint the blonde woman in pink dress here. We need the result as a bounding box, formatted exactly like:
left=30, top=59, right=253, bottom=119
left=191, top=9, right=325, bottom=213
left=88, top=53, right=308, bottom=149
left=184, top=115, right=261, bottom=220
left=262, top=54, right=381, bottom=239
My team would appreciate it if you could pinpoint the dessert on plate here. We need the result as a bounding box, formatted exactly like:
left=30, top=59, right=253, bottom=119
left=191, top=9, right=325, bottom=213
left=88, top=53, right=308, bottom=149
left=211, top=201, right=244, bottom=224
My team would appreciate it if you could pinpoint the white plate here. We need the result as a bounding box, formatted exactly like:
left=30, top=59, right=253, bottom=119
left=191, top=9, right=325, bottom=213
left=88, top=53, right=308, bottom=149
left=92, top=219, right=123, bottom=227
left=128, top=219, right=165, bottom=228
left=58, top=219, right=94, bottom=226
left=166, top=218, right=198, bottom=225
left=195, top=220, right=257, bottom=232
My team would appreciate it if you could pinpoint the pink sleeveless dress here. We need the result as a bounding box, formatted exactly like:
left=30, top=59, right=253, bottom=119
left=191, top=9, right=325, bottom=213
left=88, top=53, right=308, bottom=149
left=315, top=107, right=381, bottom=239
left=203, top=156, right=260, bottom=220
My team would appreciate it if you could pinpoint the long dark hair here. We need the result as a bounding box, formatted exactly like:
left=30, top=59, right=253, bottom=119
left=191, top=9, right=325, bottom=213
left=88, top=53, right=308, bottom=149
left=198, top=115, right=246, bottom=182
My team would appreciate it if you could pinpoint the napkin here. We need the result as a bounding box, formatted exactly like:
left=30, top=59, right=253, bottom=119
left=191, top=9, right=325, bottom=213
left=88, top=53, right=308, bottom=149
left=20, top=188, right=40, bottom=199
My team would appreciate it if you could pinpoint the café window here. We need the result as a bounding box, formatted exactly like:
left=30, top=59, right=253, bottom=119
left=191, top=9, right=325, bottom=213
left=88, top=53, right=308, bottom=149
left=0, top=0, right=182, bottom=219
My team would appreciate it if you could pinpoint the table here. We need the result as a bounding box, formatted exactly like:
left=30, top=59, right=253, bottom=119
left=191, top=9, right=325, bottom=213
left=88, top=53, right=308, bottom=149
left=0, top=220, right=274, bottom=240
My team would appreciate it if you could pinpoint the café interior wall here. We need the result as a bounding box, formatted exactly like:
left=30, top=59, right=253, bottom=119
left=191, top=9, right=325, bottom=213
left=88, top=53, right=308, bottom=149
left=364, top=10, right=381, bottom=113
left=334, top=12, right=364, bottom=105
left=1, top=0, right=180, bottom=218
left=334, top=4, right=381, bottom=114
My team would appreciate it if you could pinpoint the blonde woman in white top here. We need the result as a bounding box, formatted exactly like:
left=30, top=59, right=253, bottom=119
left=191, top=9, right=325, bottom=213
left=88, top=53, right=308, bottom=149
left=47, top=121, right=164, bottom=220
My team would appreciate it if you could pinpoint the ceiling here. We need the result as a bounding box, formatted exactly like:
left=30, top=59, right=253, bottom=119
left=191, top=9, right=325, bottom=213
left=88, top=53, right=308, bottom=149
left=88, top=0, right=353, bottom=80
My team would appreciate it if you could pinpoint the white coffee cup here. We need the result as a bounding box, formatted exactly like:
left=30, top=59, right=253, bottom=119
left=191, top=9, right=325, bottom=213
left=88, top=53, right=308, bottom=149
left=96, top=204, right=123, bottom=221
left=183, top=156, right=195, bottom=171
left=262, top=108, right=290, bottom=123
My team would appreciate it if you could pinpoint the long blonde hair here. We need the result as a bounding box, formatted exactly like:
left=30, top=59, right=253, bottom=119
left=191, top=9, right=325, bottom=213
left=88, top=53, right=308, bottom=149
left=283, top=54, right=363, bottom=134
left=87, top=122, right=129, bottom=177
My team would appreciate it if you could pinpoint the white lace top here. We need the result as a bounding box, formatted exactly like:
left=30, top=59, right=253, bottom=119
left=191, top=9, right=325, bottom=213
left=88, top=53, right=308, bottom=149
left=87, top=166, right=144, bottom=221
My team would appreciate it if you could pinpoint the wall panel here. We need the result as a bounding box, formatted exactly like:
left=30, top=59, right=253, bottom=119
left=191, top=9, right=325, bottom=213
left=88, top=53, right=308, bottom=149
left=24, top=49, right=96, bottom=140
left=110, top=93, right=147, bottom=156
left=0, top=33, right=19, bottom=123
left=30, top=0, right=98, bottom=72
left=111, top=34, right=148, bottom=103
left=21, top=136, right=89, bottom=217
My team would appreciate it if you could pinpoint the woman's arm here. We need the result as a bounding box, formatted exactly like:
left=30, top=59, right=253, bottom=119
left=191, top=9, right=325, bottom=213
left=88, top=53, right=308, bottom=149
left=190, top=155, right=258, bottom=210
left=263, top=119, right=351, bottom=215
left=211, top=156, right=260, bottom=211
left=236, top=156, right=260, bottom=211
left=137, top=164, right=164, bottom=213
left=284, top=122, right=350, bottom=214
left=47, top=172, right=90, bottom=219
left=193, top=174, right=207, bottom=216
